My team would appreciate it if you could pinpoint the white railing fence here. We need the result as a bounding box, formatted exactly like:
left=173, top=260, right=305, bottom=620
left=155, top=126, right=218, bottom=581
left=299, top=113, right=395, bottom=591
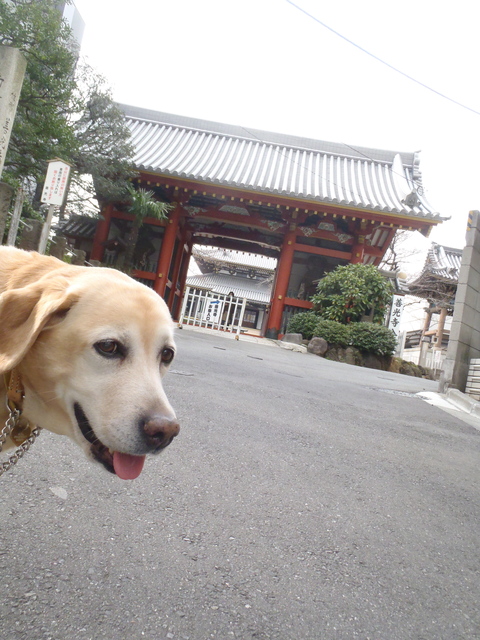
left=178, top=287, right=247, bottom=337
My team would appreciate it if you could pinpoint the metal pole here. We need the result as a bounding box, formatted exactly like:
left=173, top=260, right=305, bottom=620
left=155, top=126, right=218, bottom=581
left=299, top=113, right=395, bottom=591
left=178, top=286, right=190, bottom=328
left=236, top=298, right=247, bottom=338
left=38, top=203, right=55, bottom=254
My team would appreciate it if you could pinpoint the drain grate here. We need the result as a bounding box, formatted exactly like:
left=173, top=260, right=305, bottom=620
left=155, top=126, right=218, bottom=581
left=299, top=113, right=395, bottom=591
left=372, top=388, right=418, bottom=398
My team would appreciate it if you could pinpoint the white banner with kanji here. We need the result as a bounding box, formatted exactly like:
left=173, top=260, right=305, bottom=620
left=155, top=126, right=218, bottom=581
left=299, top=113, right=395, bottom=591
left=388, top=295, right=404, bottom=336
left=202, top=298, right=224, bottom=324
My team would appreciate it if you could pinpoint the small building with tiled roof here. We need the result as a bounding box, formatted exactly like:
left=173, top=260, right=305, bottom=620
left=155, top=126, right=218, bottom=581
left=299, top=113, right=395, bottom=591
left=185, top=248, right=276, bottom=332
left=409, top=243, right=461, bottom=310
left=403, top=243, right=462, bottom=367
left=73, top=105, right=446, bottom=337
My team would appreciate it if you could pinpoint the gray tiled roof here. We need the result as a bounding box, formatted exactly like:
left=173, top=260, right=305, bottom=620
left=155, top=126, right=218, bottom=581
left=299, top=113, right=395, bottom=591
left=119, top=104, right=442, bottom=221
left=423, top=243, right=462, bottom=282
left=193, top=247, right=276, bottom=271
left=56, top=214, right=98, bottom=239
left=186, top=272, right=272, bottom=303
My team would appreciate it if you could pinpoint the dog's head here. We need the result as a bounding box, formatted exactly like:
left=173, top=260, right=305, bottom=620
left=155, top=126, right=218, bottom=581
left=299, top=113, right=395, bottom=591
left=0, top=258, right=179, bottom=479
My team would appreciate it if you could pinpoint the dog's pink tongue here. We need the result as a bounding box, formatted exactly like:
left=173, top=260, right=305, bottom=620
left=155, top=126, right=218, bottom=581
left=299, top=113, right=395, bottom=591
left=113, top=452, right=146, bottom=480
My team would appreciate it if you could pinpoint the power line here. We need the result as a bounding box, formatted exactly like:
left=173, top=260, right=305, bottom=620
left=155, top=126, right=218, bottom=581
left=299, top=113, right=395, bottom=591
left=286, top=0, right=480, bottom=117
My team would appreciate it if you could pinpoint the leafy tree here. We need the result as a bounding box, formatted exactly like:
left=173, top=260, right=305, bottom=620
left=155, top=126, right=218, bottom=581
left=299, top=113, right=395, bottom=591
left=311, top=263, right=393, bottom=324
left=0, top=0, right=134, bottom=216
left=123, top=184, right=172, bottom=271
left=69, top=68, right=135, bottom=211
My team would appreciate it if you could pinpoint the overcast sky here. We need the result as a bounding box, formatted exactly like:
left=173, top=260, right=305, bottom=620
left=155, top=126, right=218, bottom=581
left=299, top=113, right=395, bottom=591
left=74, top=0, right=479, bottom=257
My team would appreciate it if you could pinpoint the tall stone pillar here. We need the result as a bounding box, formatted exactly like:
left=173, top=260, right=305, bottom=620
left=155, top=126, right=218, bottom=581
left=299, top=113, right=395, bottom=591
left=439, top=211, right=480, bottom=393
left=0, top=46, right=27, bottom=178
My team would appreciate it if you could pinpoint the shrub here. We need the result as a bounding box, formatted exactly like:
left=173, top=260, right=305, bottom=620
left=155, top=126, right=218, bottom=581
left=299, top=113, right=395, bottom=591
left=311, top=263, right=393, bottom=324
left=349, top=322, right=398, bottom=356
left=314, top=319, right=350, bottom=347
left=286, top=311, right=320, bottom=340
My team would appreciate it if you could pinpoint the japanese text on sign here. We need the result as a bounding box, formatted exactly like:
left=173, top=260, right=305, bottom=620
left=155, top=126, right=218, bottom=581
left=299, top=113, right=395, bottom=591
left=388, top=295, right=404, bottom=337
left=203, top=299, right=223, bottom=324
left=40, top=159, right=71, bottom=206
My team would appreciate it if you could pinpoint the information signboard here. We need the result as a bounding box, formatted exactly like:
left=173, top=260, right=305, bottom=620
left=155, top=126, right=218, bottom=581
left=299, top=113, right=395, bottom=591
left=40, top=159, right=71, bottom=206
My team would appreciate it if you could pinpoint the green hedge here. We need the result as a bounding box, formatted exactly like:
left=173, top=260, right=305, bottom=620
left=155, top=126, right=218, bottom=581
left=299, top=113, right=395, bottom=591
left=286, top=313, right=398, bottom=356
left=314, top=319, right=350, bottom=347
left=286, top=312, right=320, bottom=340
left=349, top=322, right=398, bottom=356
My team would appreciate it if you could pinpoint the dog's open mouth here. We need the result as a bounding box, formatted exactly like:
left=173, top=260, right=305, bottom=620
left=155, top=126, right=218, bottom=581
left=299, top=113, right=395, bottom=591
left=73, top=403, right=145, bottom=480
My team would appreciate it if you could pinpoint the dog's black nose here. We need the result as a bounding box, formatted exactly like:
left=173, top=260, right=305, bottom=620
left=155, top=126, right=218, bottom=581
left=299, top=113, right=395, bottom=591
left=141, top=415, right=180, bottom=449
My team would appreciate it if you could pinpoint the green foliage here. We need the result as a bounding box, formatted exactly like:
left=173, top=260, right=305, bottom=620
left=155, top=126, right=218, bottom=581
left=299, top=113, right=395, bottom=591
left=349, top=323, right=398, bottom=356
left=313, top=319, right=350, bottom=347
left=122, top=184, right=173, bottom=271
left=125, top=184, right=171, bottom=224
left=286, top=311, right=319, bottom=340
left=311, top=263, right=393, bottom=324
left=1, top=0, right=78, bottom=183
left=72, top=74, right=135, bottom=207
left=0, top=0, right=134, bottom=214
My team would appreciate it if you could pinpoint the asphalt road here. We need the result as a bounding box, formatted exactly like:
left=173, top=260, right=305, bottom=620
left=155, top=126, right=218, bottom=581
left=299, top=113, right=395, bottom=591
left=1, top=330, right=479, bottom=640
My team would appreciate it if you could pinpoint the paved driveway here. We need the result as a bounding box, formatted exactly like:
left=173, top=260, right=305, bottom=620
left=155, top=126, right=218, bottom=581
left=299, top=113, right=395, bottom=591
left=1, top=329, right=479, bottom=639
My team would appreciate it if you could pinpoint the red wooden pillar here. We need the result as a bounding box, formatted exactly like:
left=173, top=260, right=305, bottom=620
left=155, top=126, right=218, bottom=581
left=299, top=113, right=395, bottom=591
left=177, top=237, right=193, bottom=297
left=90, top=203, right=112, bottom=261
left=265, top=227, right=297, bottom=338
left=166, top=224, right=187, bottom=312
left=154, top=203, right=181, bottom=298
left=351, top=234, right=365, bottom=264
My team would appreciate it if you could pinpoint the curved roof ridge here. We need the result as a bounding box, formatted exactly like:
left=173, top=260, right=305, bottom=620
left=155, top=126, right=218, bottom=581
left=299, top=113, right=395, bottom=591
left=118, top=103, right=416, bottom=167
left=118, top=103, right=444, bottom=221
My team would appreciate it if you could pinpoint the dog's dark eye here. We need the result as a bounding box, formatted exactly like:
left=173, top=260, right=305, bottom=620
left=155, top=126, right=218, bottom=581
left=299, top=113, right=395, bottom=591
left=161, top=347, right=175, bottom=365
left=94, top=340, right=123, bottom=358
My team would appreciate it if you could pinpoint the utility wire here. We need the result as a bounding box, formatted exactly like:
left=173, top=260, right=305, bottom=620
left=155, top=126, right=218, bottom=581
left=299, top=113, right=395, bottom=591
left=286, top=0, right=480, bottom=117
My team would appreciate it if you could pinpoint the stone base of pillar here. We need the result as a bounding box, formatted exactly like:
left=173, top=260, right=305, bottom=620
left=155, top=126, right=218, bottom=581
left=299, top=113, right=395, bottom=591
left=71, top=249, right=86, bottom=265
left=49, top=235, right=69, bottom=260
left=18, top=218, right=43, bottom=251
left=265, top=327, right=279, bottom=339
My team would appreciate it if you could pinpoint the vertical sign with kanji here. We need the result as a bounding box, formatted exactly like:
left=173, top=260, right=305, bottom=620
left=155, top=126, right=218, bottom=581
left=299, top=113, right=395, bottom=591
left=0, top=46, right=27, bottom=179
left=38, top=158, right=72, bottom=253
left=388, top=295, right=404, bottom=337
left=40, top=159, right=71, bottom=206
left=203, top=298, right=224, bottom=325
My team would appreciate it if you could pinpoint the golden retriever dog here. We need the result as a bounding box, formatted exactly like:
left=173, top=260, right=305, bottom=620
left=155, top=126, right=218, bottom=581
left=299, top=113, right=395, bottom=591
left=0, top=247, right=179, bottom=480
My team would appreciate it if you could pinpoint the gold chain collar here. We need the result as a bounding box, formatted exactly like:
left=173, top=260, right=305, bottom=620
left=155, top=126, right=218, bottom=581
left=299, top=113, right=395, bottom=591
left=4, top=369, right=36, bottom=446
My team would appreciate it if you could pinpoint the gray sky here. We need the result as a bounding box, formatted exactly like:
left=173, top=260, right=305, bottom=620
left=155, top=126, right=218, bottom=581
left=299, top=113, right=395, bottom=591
left=74, top=0, right=479, bottom=254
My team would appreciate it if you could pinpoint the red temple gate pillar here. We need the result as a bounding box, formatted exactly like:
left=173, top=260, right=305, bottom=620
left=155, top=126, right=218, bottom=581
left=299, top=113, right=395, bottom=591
left=351, top=234, right=365, bottom=264
left=154, top=203, right=181, bottom=298
left=174, top=237, right=193, bottom=320
left=90, top=203, right=112, bottom=262
left=265, top=227, right=297, bottom=338
left=166, top=224, right=187, bottom=312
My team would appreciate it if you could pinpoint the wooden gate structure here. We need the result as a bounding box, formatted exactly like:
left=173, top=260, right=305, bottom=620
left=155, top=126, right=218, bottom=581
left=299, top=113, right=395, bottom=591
left=73, top=105, right=445, bottom=338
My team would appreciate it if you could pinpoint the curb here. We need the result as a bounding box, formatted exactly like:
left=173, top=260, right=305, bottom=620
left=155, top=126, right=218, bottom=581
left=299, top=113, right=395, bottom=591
left=276, top=340, right=308, bottom=353
left=445, top=388, right=480, bottom=418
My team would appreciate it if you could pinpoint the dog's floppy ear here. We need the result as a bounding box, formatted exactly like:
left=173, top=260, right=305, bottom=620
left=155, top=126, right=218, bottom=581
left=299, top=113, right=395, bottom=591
left=0, top=275, right=79, bottom=374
